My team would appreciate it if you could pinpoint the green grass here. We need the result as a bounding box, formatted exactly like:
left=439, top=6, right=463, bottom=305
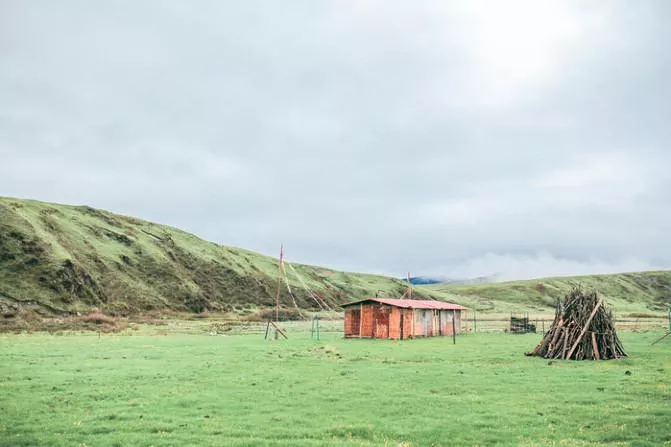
left=1, top=330, right=669, bottom=446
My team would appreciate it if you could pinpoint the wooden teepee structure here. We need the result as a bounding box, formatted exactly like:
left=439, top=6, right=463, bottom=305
left=526, top=286, right=626, bottom=360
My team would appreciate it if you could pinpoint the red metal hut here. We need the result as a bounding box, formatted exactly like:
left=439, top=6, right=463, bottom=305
left=342, top=298, right=467, bottom=339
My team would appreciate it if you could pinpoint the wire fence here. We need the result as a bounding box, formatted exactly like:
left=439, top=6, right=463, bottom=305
left=459, top=311, right=669, bottom=333
left=201, top=311, right=669, bottom=337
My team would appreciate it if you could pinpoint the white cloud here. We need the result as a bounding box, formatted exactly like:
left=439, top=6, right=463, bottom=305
left=536, top=153, right=638, bottom=189
left=434, top=252, right=662, bottom=282
left=1, top=1, right=670, bottom=280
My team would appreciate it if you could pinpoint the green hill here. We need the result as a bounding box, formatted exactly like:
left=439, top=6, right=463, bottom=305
left=1, top=196, right=669, bottom=317
left=421, top=271, right=671, bottom=313
left=0, top=196, right=424, bottom=316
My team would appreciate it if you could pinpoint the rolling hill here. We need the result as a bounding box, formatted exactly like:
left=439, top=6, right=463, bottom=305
left=0, top=197, right=429, bottom=317
left=0, top=196, right=669, bottom=318
left=424, top=272, right=671, bottom=313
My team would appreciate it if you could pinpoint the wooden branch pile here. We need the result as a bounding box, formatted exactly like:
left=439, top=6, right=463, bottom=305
left=526, top=287, right=626, bottom=360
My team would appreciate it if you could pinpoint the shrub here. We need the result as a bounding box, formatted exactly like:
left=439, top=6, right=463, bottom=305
left=78, top=311, right=117, bottom=325
left=243, top=308, right=305, bottom=322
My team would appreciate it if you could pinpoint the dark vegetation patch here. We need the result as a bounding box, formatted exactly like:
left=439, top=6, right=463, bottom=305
left=0, top=306, right=171, bottom=333
left=0, top=309, right=124, bottom=333
left=244, top=308, right=305, bottom=322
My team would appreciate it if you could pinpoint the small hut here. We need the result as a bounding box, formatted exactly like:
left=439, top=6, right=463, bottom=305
left=342, top=298, right=467, bottom=339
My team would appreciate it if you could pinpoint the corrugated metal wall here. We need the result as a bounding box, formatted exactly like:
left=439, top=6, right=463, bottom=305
left=344, top=305, right=462, bottom=338
left=438, top=310, right=462, bottom=335
left=388, top=307, right=401, bottom=339
left=402, top=309, right=413, bottom=339
left=361, top=304, right=374, bottom=337
left=373, top=305, right=390, bottom=338
left=413, top=309, right=434, bottom=337
left=440, top=310, right=451, bottom=335
left=344, top=308, right=361, bottom=337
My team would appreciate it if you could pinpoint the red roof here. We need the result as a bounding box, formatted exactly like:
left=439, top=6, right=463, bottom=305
left=342, top=297, right=467, bottom=310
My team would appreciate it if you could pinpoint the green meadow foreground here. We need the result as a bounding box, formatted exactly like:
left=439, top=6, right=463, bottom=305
left=1, top=330, right=669, bottom=446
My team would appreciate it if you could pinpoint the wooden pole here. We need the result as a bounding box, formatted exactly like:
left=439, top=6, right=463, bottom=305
left=651, top=331, right=671, bottom=346
left=452, top=311, right=456, bottom=345
left=270, top=321, right=288, bottom=339
left=264, top=320, right=270, bottom=340
left=473, top=312, right=477, bottom=333
left=407, top=272, right=412, bottom=299
left=275, top=244, right=284, bottom=323
left=591, top=332, right=601, bottom=360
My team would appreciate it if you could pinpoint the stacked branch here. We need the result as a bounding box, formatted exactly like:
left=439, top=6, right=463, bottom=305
left=526, top=286, right=626, bottom=360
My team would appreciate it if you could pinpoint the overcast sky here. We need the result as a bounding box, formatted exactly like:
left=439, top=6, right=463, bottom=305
left=1, top=1, right=670, bottom=280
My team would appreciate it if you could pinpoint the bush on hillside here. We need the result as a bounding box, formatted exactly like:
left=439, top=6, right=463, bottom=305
left=244, top=308, right=305, bottom=322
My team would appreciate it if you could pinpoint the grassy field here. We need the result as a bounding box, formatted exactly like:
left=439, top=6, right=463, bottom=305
left=1, top=328, right=669, bottom=446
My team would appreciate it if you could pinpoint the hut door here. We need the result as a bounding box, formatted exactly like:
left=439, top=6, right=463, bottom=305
left=351, top=309, right=361, bottom=336
left=373, top=306, right=390, bottom=338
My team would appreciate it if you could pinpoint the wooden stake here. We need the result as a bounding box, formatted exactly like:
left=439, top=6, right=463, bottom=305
left=275, top=244, right=284, bottom=322
left=651, top=331, right=671, bottom=346
left=270, top=321, right=288, bottom=339
left=591, top=332, right=600, bottom=360
left=407, top=272, right=412, bottom=299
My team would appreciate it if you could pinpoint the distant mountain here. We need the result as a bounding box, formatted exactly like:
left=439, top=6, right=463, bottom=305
left=407, top=277, right=443, bottom=285
left=407, top=275, right=498, bottom=285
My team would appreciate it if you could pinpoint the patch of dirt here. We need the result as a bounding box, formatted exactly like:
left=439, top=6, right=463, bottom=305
left=308, top=345, right=342, bottom=361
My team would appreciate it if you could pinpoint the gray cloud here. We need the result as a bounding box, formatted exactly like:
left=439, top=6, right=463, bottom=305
left=1, top=1, right=670, bottom=279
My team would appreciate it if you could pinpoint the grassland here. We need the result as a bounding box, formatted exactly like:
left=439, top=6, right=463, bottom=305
left=1, top=328, right=669, bottom=446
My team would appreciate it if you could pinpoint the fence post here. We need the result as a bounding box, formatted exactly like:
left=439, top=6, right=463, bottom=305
left=473, top=312, right=477, bottom=333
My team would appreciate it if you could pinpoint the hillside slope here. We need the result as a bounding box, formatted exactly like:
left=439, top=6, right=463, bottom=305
left=0, top=197, right=437, bottom=316
left=1, top=197, right=669, bottom=317
left=421, top=271, right=671, bottom=313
